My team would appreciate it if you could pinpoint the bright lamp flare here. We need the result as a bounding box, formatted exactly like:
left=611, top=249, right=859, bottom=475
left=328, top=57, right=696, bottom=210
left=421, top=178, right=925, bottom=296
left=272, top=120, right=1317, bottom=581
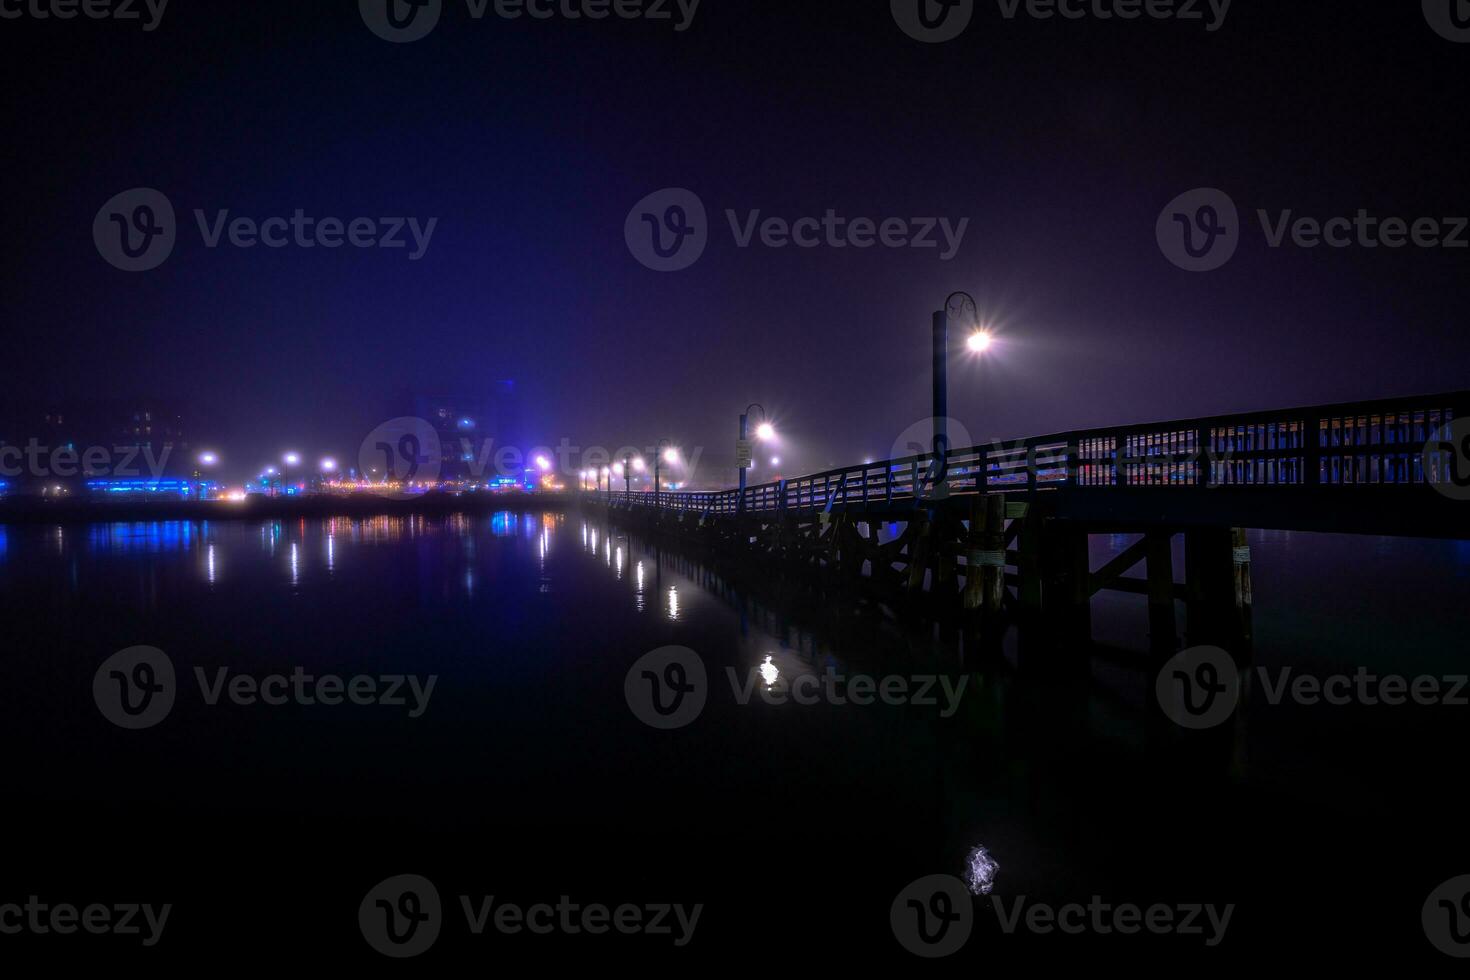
left=662, top=448, right=678, bottom=464
left=632, top=457, right=646, bottom=472
left=283, top=452, right=301, bottom=466
left=198, top=452, right=218, bottom=466
left=967, top=331, right=993, bottom=353
left=320, top=458, right=337, bottom=472
left=755, top=422, right=776, bottom=441
left=535, top=456, right=551, bottom=471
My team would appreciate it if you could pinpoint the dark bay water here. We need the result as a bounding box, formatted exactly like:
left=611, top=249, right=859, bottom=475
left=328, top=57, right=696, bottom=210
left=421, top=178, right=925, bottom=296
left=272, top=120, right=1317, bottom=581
left=1, top=510, right=1466, bottom=966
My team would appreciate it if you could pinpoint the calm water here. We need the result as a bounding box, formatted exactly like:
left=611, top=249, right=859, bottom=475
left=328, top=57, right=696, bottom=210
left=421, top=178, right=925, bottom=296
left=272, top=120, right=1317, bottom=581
left=1, top=510, right=1467, bottom=966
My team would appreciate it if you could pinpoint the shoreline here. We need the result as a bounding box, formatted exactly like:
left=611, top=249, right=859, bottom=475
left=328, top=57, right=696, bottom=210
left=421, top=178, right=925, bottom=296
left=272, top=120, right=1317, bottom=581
left=0, top=491, right=577, bottom=527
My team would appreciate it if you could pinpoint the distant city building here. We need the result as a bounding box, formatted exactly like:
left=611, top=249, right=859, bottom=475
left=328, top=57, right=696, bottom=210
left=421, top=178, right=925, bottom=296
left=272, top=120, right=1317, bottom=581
left=0, top=401, right=200, bottom=494
left=406, top=382, right=523, bottom=483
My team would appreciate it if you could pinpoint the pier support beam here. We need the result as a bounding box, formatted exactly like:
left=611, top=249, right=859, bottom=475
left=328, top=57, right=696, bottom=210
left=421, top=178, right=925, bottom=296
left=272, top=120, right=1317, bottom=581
left=1145, top=531, right=1179, bottom=656
left=1184, top=526, right=1254, bottom=658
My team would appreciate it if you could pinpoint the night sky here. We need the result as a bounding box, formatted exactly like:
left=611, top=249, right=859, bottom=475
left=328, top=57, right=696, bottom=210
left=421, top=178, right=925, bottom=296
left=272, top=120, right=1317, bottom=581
left=2, top=1, right=1467, bottom=481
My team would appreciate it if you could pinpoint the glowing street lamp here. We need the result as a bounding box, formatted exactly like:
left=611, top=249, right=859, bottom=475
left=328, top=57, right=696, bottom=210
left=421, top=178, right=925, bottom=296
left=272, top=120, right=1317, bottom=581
left=535, top=455, right=552, bottom=472
left=930, top=291, right=984, bottom=495
left=198, top=451, right=219, bottom=467
left=320, top=457, right=337, bottom=472
left=738, top=403, right=773, bottom=515
left=283, top=452, right=301, bottom=467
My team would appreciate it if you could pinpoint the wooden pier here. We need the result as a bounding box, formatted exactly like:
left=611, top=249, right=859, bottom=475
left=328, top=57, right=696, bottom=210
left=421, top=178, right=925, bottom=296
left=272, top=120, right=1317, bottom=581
left=590, top=391, right=1469, bottom=658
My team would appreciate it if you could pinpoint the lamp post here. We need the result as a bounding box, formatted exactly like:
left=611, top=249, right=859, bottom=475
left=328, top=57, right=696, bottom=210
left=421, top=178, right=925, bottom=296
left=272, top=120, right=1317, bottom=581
left=623, top=454, right=632, bottom=497
left=933, top=291, right=988, bottom=495
left=738, top=404, right=775, bottom=514
left=654, top=441, right=677, bottom=510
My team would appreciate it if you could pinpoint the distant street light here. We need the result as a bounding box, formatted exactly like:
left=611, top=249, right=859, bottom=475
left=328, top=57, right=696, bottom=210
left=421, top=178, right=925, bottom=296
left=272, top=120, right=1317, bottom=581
left=966, top=330, right=992, bottom=353
left=198, top=451, right=219, bottom=467
left=283, top=452, right=301, bottom=467
left=320, top=458, right=337, bottom=473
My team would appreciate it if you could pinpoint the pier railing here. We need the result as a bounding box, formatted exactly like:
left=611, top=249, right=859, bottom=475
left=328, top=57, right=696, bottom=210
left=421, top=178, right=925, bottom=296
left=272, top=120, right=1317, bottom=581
left=601, top=390, right=1469, bottom=520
